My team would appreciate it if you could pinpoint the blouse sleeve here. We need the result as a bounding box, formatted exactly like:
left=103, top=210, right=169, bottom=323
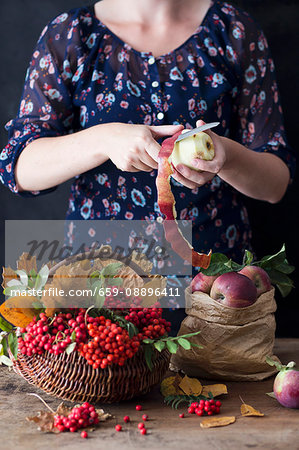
left=0, top=12, right=81, bottom=196
left=228, top=9, right=296, bottom=182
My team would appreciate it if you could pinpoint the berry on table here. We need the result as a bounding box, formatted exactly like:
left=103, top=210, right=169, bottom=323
left=123, top=415, right=130, bottom=423
left=81, top=431, right=88, bottom=439
left=140, top=428, right=147, bottom=435
left=138, top=423, right=145, bottom=430
left=136, top=405, right=142, bottom=411
left=142, top=414, right=148, bottom=421
left=179, top=413, right=184, bottom=418
left=115, top=424, right=122, bottom=432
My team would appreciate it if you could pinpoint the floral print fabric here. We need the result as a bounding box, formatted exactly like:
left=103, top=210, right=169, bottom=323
left=0, top=1, right=296, bottom=263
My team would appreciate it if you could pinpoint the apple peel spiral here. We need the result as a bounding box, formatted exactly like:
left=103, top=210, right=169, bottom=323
left=156, top=130, right=213, bottom=268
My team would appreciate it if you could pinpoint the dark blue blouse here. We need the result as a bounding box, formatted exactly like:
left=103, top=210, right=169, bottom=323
left=0, top=1, right=296, bottom=264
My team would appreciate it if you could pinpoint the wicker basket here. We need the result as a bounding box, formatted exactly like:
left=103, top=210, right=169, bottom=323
left=10, top=246, right=170, bottom=403
left=11, top=347, right=170, bottom=403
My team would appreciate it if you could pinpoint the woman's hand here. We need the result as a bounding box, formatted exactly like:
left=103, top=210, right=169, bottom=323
left=171, top=120, right=226, bottom=189
left=103, top=122, right=183, bottom=172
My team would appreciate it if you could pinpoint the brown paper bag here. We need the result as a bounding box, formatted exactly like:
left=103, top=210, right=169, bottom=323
left=171, top=286, right=280, bottom=381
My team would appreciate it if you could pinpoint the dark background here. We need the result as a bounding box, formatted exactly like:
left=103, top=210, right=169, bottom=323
left=0, top=0, right=298, bottom=336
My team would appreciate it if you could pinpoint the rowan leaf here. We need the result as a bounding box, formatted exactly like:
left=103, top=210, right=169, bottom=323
left=200, top=416, right=236, bottom=428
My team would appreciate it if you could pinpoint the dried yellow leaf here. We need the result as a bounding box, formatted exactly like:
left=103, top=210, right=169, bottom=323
left=141, top=275, right=167, bottom=307
left=201, top=384, right=228, bottom=398
left=179, top=375, right=202, bottom=396
left=241, top=403, right=264, bottom=417
left=17, top=252, right=37, bottom=274
left=160, top=375, right=183, bottom=397
left=200, top=416, right=236, bottom=428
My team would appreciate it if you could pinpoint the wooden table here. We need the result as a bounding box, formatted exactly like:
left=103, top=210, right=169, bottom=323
left=1, top=338, right=298, bottom=450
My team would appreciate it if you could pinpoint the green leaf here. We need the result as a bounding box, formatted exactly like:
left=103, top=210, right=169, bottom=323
left=259, top=244, right=286, bottom=267
left=0, top=355, right=13, bottom=366
left=143, top=344, right=153, bottom=371
left=243, top=250, right=253, bottom=266
left=8, top=333, right=18, bottom=359
left=275, top=261, right=295, bottom=275
left=142, top=339, right=154, bottom=344
left=4, top=285, right=27, bottom=296
left=15, top=269, right=29, bottom=287
left=0, top=317, right=13, bottom=332
left=106, top=277, right=123, bottom=286
left=66, top=342, right=76, bottom=355
left=29, top=268, right=37, bottom=278
left=95, top=294, right=105, bottom=309
left=154, top=340, right=166, bottom=352
left=34, top=265, right=49, bottom=291
left=266, top=356, right=283, bottom=371
left=31, top=301, right=43, bottom=309
left=71, top=330, right=76, bottom=341
left=178, top=338, right=191, bottom=350
left=101, top=263, right=123, bottom=278
left=166, top=340, right=178, bottom=354
left=266, top=392, right=276, bottom=399
left=127, top=322, right=138, bottom=339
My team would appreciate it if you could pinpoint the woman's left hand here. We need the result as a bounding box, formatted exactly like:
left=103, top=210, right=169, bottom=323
left=171, top=120, right=227, bottom=189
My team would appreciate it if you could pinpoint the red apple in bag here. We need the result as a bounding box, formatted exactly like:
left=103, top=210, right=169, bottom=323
left=238, top=265, right=272, bottom=296
left=191, top=273, right=218, bottom=294
left=210, top=272, right=257, bottom=308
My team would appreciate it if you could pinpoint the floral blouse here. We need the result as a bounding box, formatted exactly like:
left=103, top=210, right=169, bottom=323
left=0, top=0, right=296, bottom=264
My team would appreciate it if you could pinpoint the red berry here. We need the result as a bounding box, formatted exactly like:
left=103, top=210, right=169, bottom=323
left=138, top=423, right=145, bottom=430
left=115, top=424, right=122, bottom=432
left=81, top=431, right=88, bottom=439
left=136, top=405, right=142, bottom=411
left=215, top=400, right=222, bottom=407
left=140, top=428, right=147, bottom=435
left=188, top=407, right=195, bottom=414
left=208, top=411, right=214, bottom=416
left=179, top=413, right=184, bottom=418
left=215, top=406, right=220, bottom=414
left=123, top=416, right=130, bottom=423
left=142, top=414, right=148, bottom=421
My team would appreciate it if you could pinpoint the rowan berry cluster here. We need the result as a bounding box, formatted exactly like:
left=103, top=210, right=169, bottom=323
left=187, top=399, right=222, bottom=416
left=125, top=308, right=171, bottom=340
left=54, top=402, right=98, bottom=433
left=18, top=310, right=88, bottom=356
left=104, top=292, right=142, bottom=310
left=78, top=316, right=141, bottom=369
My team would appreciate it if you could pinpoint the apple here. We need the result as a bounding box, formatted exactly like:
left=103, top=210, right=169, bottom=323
left=238, top=265, right=271, bottom=296
left=210, top=272, right=257, bottom=308
left=267, top=359, right=299, bottom=409
left=191, top=272, right=218, bottom=294
left=169, top=131, right=214, bottom=170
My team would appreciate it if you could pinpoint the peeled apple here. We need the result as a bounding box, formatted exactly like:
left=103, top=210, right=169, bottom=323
left=169, top=131, right=215, bottom=169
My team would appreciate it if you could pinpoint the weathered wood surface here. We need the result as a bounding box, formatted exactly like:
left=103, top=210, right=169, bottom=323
left=0, top=338, right=298, bottom=450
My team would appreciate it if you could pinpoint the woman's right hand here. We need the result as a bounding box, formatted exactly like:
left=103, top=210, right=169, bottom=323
left=100, top=122, right=183, bottom=172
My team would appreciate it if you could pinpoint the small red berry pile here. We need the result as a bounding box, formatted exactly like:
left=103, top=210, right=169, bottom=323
left=79, top=317, right=141, bottom=369
left=187, top=399, right=222, bottom=416
left=54, top=402, right=99, bottom=435
left=125, top=308, right=171, bottom=340
left=18, top=311, right=88, bottom=357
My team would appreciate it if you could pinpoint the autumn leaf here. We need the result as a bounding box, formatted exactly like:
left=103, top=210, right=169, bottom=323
left=160, top=374, right=183, bottom=397
left=240, top=403, right=264, bottom=417
left=0, top=295, right=38, bottom=328
left=17, top=253, right=37, bottom=274
left=200, top=416, right=236, bottom=429
left=179, top=375, right=203, bottom=396
left=1, top=266, right=18, bottom=290
left=27, top=411, right=59, bottom=433
left=141, top=275, right=167, bottom=307
left=201, top=384, right=228, bottom=398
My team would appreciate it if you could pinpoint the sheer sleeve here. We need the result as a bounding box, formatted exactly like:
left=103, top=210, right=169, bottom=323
left=228, top=9, right=296, bottom=182
left=0, top=11, right=82, bottom=196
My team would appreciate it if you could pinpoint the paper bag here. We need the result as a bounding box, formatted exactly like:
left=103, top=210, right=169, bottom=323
left=170, top=286, right=280, bottom=381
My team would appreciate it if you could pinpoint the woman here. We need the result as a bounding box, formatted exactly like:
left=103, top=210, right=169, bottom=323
left=0, top=0, right=295, bottom=300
